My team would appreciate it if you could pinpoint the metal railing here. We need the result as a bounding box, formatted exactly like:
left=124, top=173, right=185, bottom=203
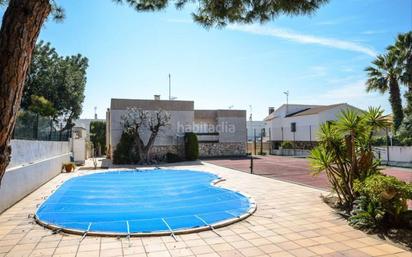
left=12, top=111, right=70, bottom=141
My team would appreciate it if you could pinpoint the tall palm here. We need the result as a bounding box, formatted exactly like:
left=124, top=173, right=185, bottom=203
left=365, top=53, right=404, bottom=131
left=388, top=32, right=412, bottom=115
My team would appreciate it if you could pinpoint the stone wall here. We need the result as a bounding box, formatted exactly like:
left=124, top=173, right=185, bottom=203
left=199, top=142, right=246, bottom=158
left=149, top=145, right=184, bottom=161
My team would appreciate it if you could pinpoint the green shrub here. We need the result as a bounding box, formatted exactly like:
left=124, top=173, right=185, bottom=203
left=349, top=196, right=385, bottom=229
left=354, top=174, right=412, bottom=225
left=90, top=121, right=106, bottom=155
left=185, top=132, right=199, bottom=161
left=371, top=136, right=387, bottom=146
left=166, top=152, right=182, bottom=163
left=280, top=141, right=293, bottom=149
left=113, top=132, right=139, bottom=164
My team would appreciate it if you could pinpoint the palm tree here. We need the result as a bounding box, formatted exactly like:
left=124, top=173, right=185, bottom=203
left=365, top=53, right=404, bottom=131
left=388, top=32, right=412, bottom=115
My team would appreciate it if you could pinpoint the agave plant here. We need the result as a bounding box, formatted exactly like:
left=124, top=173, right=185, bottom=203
left=309, top=107, right=390, bottom=209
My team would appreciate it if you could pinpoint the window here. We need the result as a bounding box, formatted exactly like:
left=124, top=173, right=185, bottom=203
left=291, top=122, right=296, bottom=132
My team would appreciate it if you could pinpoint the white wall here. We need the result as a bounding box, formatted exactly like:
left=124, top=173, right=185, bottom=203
left=217, top=116, right=247, bottom=143
left=268, top=104, right=360, bottom=142
left=375, top=146, right=412, bottom=163
left=269, top=114, right=320, bottom=141
left=0, top=140, right=70, bottom=213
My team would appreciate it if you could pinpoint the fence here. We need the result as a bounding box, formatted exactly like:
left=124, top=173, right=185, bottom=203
left=12, top=111, right=70, bottom=141
left=270, top=124, right=320, bottom=142
left=247, top=142, right=271, bottom=155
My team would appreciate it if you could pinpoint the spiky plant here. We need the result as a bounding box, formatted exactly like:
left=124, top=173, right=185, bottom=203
left=309, top=107, right=389, bottom=209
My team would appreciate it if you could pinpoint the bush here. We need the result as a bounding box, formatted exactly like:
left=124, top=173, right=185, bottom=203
left=349, top=195, right=385, bottom=229
left=185, top=132, right=199, bottom=161
left=280, top=141, right=293, bottom=149
left=354, top=174, right=412, bottom=225
left=166, top=152, right=182, bottom=163
left=113, top=132, right=139, bottom=164
left=90, top=121, right=106, bottom=155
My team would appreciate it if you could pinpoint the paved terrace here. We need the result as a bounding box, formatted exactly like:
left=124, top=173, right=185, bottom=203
left=0, top=163, right=410, bottom=257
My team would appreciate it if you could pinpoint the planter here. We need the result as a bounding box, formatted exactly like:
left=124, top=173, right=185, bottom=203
left=63, top=163, right=75, bottom=173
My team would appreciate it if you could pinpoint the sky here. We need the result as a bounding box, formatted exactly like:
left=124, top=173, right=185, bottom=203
left=3, top=0, right=412, bottom=120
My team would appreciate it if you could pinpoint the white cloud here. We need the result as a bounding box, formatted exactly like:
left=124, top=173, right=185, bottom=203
left=293, top=79, right=390, bottom=112
left=228, top=24, right=377, bottom=57
left=319, top=80, right=369, bottom=100
left=362, top=30, right=386, bottom=35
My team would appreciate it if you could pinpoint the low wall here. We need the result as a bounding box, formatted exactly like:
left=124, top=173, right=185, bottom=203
left=271, top=149, right=311, bottom=157
left=374, top=146, right=412, bottom=166
left=199, top=142, right=246, bottom=158
left=0, top=140, right=70, bottom=213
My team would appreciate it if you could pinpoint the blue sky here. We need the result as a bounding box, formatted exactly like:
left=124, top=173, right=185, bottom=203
left=5, top=0, right=412, bottom=120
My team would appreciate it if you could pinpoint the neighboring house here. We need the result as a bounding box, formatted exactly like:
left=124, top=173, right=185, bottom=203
left=106, top=97, right=247, bottom=159
left=264, top=103, right=362, bottom=149
left=247, top=120, right=267, bottom=141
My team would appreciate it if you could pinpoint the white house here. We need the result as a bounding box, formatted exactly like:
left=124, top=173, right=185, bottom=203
left=264, top=103, right=362, bottom=148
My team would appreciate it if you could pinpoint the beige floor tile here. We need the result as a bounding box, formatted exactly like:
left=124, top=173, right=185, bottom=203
left=258, top=244, right=282, bottom=254
left=211, top=243, right=234, bottom=252
left=277, top=241, right=301, bottom=251
left=288, top=247, right=317, bottom=257
left=190, top=245, right=214, bottom=255
left=308, top=245, right=335, bottom=255
left=76, top=250, right=99, bottom=257
left=147, top=251, right=171, bottom=257
left=237, top=247, right=265, bottom=257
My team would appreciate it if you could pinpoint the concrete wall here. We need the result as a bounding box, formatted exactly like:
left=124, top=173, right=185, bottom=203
left=0, top=140, right=70, bottom=213
left=217, top=116, right=247, bottom=143
left=9, top=140, right=70, bottom=168
left=374, top=146, right=412, bottom=163
left=269, top=114, right=320, bottom=142
left=268, top=104, right=360, bottom=142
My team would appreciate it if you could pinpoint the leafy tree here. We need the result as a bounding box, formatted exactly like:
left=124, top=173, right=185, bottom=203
left=28, top=95, right=57, bottom=139
left=0, top=0, right=328, bottom=183
left=366, top=54, right=404, bottom=131
left=90, top=121, right=106, bottom=156
left=113, top=132, right=140, bottom=164
left=22, top=41, right=88, bottom=134
left=121, top=107, right=171, bottom=163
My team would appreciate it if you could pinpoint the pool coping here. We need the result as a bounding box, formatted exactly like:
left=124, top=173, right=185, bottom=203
left=34, top=169, right=257, bottom=237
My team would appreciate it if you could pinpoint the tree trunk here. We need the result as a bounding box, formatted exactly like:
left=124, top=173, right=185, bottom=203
left=389, top=78, right=404, bottom=131
left=0, top=0, right=51, bottom=184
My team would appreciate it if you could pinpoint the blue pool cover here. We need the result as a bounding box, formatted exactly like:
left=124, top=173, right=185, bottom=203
left=35, top=169, right=253, bottom=235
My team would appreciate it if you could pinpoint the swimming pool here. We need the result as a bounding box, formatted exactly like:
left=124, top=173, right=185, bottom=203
left=35, top=169, right=255, bottom=236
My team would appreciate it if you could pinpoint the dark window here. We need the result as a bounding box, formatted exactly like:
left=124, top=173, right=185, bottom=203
left=291, top=122, right=296, bottom=132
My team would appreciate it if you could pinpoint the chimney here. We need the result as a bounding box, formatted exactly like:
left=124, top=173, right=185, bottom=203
left=154, top=95, right=160, bottom=100
left=268, top=107, right=275, bottom=115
